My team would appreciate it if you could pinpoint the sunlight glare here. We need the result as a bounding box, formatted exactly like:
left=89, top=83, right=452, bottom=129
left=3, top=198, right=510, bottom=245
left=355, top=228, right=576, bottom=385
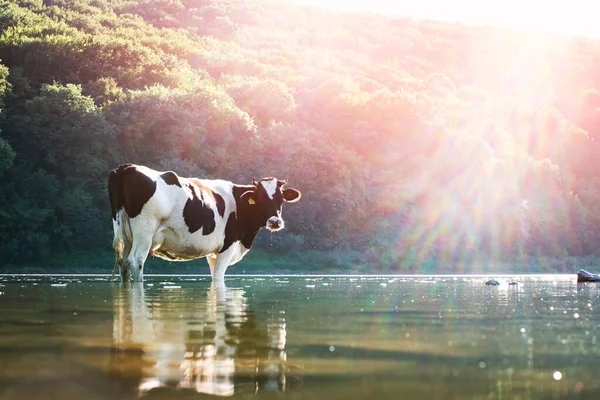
left=288, top=0, right=599, bottom=39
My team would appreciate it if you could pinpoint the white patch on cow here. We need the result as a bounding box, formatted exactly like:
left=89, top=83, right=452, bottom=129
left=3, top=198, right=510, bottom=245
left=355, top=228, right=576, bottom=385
left=261, top=179, right=278, bottom=200
left=136, top=165, right=163, bottom=180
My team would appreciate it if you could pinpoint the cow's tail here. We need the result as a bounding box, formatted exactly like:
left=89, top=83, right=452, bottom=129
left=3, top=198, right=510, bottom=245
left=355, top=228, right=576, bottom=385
left=108, top=164, right=132, bottom=281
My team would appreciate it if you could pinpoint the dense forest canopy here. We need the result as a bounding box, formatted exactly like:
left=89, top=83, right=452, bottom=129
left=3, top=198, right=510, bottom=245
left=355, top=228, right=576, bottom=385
left=1, top=0, right=600, bottom=273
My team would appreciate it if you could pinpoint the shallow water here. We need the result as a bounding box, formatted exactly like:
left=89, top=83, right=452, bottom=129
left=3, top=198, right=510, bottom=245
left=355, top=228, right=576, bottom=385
left=0, top=274, right=598, bottom=399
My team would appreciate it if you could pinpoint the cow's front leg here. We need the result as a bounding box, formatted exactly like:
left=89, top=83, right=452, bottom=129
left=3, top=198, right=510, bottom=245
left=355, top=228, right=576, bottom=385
left=213, top=246, right=237, bottom=283
left=206, top=254, right=217, bottom=278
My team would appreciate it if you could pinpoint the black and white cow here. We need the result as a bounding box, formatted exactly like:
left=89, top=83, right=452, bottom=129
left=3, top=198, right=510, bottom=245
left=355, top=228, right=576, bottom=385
left=108, top=163, right=301, bottom=282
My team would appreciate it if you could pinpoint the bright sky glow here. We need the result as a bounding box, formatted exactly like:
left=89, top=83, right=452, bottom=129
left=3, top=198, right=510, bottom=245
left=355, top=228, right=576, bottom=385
left=287, top=0, right=599, bottom=39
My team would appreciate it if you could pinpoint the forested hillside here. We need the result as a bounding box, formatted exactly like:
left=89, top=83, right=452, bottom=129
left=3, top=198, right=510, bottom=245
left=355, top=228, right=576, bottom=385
left=1, top=0, right=600, bottom=273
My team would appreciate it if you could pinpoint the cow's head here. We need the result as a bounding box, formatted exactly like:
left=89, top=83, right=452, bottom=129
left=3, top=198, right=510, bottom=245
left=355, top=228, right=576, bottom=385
left=241, top=177, right=301, bottom=231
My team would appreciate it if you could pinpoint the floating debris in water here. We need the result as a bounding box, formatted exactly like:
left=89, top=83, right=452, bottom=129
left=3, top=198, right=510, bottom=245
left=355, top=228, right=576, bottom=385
left=485, top=279, right=500, bottom=286
left=577, top=269, right=600, bottom=282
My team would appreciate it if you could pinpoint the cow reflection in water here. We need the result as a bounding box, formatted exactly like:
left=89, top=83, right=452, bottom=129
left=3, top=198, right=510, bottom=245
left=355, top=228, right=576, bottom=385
left=110, top=283, right=297, bottom=397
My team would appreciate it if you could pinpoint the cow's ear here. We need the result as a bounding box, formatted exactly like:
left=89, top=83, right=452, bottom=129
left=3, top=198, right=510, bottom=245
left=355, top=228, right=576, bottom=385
left=282, top=188, right=301, bottom=203
left=241, top=190, right=257, bottom=205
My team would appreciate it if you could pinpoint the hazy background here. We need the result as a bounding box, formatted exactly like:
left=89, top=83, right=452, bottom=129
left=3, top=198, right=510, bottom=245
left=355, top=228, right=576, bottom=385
left=1, top=0, right=599, bottom=274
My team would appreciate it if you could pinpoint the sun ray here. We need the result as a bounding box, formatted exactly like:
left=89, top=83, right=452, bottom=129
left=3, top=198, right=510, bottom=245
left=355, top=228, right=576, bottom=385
left=287, top=0, right=600, bottom=39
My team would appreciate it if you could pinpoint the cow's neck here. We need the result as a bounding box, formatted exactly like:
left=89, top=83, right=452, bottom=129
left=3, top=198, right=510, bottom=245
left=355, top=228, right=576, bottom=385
left=232, top=185, right=266, bottom=248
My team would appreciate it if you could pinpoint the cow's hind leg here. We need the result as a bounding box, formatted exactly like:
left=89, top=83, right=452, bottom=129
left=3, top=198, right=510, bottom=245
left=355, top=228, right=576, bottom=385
left=111, top=257, right=119, bottom=281
left=112, top=239, right=131, bottom=281
left=126, top=218, right=156, bottom=282
left=112, top=218, right=124, bottom=281
left=119, top=238, right=133, bottom=282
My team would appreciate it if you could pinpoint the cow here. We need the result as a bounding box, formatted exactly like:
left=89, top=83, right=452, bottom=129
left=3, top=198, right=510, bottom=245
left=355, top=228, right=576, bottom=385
left=108, top=163, right=301, bottom=282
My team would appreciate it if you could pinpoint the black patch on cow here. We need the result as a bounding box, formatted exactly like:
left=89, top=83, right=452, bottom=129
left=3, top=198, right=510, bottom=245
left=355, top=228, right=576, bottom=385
left=108, top=163, right=134, bottom=220
left=160, top=171, right=181, bottom=187
left=183, top=184, right=216, bottom=235
left=214, top=192, right=225, bottom=217
left=108, top=164, right=157, bottom=220
left=219, top=185, right=266, bottom=253
left=108, top=170, right=120, bottom=220
left=232, top=184, right=256, bottom=201
left=220, top=211, right=238, bottom=253
left=122, top=166, right=157, bottom=219
left=220, top=210, right=261, bottom=253
left=241, top=227, right=260, bottom=249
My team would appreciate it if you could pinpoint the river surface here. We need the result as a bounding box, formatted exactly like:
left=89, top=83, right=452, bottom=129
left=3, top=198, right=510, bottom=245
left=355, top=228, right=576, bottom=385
left=0, top=274, right=598, bottom=399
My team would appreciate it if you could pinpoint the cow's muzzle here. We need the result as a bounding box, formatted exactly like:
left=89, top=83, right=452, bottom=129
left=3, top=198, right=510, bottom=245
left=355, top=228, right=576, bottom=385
left=267, top=217, right=284, bottom=232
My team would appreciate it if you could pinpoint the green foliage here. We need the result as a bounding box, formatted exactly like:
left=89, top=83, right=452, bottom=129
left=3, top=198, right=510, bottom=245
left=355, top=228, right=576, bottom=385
left=0, top=136, right=15, bottom=174
left=222, top=76, right=296, bottom=125
left=0, top=60, right=9, bottom=99
left=1, top=0, right=600, bottom=273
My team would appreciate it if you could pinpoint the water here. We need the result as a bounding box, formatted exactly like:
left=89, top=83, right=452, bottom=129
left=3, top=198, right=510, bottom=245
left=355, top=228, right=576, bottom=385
left=0, top=274, right=598, bottom=399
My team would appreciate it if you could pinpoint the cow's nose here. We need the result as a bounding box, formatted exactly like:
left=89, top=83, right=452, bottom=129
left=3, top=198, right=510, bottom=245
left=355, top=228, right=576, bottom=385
left=267, top=217, right=284, bottom=231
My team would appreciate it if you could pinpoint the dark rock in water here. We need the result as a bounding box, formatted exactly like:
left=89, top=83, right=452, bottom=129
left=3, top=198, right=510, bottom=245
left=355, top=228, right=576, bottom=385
left=485, top=279, right=500, bottom=286
left=508, top=282, right=518, bottom=286
left=577, top=269, right=600, bottom=282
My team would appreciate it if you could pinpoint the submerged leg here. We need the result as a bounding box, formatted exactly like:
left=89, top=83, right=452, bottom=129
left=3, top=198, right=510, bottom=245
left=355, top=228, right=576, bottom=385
left=112, top=224, right=124, bottom=282
left=119, top=239, right=132, bottom=282
left=120, top=263, right=131, bottom=282
left=111, top=258, right=119, bottom=281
